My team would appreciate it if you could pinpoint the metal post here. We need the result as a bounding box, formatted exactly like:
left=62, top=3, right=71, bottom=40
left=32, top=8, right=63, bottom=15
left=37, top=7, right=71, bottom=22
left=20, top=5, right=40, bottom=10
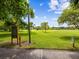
left=19, top=36, right=21, bottom=47
left=71, top=36, right=75, bottom=48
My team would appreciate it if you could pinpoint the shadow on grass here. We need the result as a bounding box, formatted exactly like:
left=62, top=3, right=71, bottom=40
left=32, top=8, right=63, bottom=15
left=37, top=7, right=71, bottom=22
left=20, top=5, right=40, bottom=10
left=60, top=36, right=79, bottom=41
left=59, top=36, right=79, bottom=50
left=0, top=32, right=37, bottom=39
left=0, top=42, right=16, bottom=48
left=0, top=34, right=10, bottom=38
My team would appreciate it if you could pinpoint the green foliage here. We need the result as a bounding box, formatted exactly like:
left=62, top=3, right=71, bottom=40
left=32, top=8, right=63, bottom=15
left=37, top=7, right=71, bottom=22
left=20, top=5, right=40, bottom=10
left=41, top=22, right=49, bottom=32
left=70, top=0, right=79, bottom=9
left=19, top=20, right=27, bottom=29
left=70, top=0, right=79, bottom=5
left=34, top=26, right=41, bottom=30
left=27, top=22, right=34, bottom=29
left=29, top=8, right=35, bottom=18
left=0, top=21, right=4, bottom=27
left=58, top=0, right=79, bottom=29
left=0, top=0, right=34, bottom=30
left=29, top=22, right=33, bottom=27
left=58, top=9, right=79, bottom=28
left=58, top=0, right=79, bottom=28
left=0, top=0, right=27, bottom=20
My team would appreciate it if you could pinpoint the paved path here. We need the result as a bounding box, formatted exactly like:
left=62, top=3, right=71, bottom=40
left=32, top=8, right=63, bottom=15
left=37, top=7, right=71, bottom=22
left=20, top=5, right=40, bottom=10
left=0, top=48, right=79, bottom=59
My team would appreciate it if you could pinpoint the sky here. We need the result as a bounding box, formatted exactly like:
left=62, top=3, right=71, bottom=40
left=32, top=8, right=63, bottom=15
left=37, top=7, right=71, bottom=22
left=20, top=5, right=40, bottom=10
left=25, top=0, right=70, bottom=27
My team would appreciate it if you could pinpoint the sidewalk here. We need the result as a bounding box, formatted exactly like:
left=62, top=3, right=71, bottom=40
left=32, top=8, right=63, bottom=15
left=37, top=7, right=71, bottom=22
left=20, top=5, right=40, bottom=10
left=0, top=48, right=79, bottom=59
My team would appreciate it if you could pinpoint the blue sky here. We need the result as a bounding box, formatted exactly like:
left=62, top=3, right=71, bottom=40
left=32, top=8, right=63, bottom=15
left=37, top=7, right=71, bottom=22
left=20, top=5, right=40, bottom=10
left=25, top=0, right=70, bottom=27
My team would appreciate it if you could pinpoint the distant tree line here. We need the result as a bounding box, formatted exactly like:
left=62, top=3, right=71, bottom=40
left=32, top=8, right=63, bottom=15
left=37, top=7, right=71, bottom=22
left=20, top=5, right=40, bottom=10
left=0, top=21, right=79, bottom=31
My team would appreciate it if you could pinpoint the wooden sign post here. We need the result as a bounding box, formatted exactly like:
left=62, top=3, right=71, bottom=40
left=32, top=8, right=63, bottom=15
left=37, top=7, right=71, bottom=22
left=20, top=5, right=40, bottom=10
left=11, top=23, right=19, bottom=45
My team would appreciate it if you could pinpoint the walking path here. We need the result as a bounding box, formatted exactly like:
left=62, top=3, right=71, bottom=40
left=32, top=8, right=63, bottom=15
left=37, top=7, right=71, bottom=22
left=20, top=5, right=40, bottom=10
left=0, top=48, right=79, bottom=59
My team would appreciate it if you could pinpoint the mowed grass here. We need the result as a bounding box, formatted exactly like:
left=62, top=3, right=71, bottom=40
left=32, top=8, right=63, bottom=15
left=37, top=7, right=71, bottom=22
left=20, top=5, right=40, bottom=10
left=0, top=30, right=79, bottom=49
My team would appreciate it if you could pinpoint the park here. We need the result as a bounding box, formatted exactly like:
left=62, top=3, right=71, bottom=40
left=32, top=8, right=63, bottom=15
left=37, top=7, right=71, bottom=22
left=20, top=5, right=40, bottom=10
left=0, top=0, right=79, bottom=59
left=0, top=30, right=79, bottom=49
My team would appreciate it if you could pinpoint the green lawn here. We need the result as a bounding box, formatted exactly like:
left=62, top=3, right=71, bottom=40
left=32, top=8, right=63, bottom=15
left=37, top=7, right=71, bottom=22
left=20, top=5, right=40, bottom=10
left=0, top=30, right=79, bottom=49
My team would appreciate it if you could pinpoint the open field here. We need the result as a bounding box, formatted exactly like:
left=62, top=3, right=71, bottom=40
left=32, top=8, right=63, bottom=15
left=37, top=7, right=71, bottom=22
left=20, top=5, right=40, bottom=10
left=0, top=30, right=79, bottom=49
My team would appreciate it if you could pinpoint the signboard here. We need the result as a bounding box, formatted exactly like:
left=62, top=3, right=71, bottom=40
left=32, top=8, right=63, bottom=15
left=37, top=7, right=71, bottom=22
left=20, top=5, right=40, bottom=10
left=11, top=25, right=18, bottom=38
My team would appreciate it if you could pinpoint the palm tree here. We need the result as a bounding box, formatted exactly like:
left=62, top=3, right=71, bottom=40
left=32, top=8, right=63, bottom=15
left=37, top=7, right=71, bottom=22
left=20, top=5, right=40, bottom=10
left=27, top=0, right=34, bottom=44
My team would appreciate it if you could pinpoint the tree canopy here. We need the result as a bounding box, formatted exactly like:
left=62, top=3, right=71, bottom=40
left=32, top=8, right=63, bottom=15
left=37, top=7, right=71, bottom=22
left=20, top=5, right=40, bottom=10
left=0, top=0, right=27, bottom=20
left=58, top=9, right=79, bottom=28
left=70, top=0, right=79, bottom=9
left=41, top=22, right=49, bottom=32
left=57, top=0, right=79, bottom=28
left=0, top=0, right=34, bottom=30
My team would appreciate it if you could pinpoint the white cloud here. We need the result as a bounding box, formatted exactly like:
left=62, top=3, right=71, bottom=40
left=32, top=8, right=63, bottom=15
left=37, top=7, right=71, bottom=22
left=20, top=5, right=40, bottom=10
left=48, top=0, right=70, bottom=13
left=52, top=18, right=58, bottom=21
left=45, top=20, right=48, bottom=22
left=54, top=11, right=62, bottom=14
left=61, top=2, right=70, bottom=10
left=51, top=0, right=58, bottom=6
left=59, top=23, right=68, bottom=27
left=48, top=0, right=58, bottom=10
left=48, top=9, right=52, bottom=12
left=40, top=3, right=44, bottom=6
left=43, top=16, right=47, bottom=19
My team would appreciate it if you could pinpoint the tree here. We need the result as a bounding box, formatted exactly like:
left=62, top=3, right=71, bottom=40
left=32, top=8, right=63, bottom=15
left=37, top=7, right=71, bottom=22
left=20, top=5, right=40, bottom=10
left=35, top=26, right=41, bottom=30
left=0, top=20, right=5, bottom=31
left=0, top=0, right=28, bottom=44
left=58, top=9, right=79, bottom=28
left=29, top=22, right=34, bottom=30
left=0, top=20, right=4, bottom=27
left=41, top=22, right=49, bottom=32
left=70, top=0, right=79, bottom=9
left=19, top=20, right=27, bottom=30
left=57, top=0, right=79, bottom=28
left=0, top=0, right=34, bottom=44
left=57, top=0, right=79, bottom=48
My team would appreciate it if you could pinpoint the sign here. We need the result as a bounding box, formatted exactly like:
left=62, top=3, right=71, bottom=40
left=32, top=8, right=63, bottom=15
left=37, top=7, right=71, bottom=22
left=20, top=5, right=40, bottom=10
left=11, top=25, right=18, bottom=38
